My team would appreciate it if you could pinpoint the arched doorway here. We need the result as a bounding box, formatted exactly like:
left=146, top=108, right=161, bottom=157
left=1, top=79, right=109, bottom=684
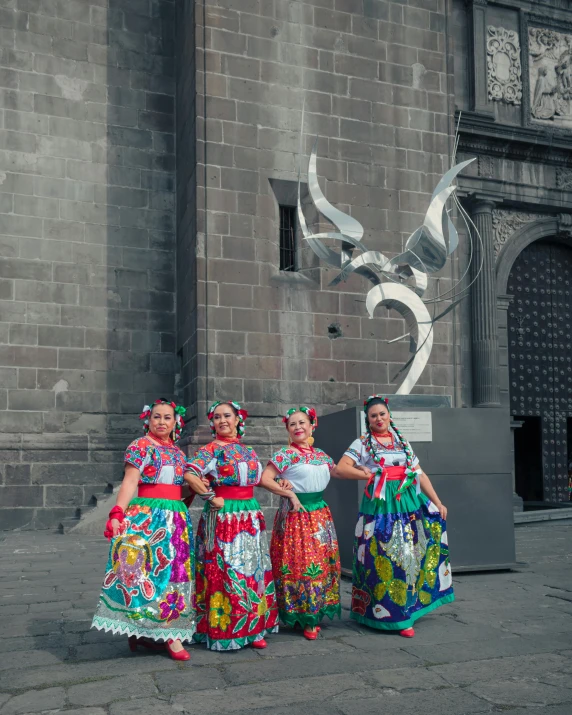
left=507, top=240, right=572, bottom=504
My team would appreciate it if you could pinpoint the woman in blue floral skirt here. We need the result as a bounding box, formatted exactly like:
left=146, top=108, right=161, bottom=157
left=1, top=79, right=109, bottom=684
left=336, top=395, right=454, bottom=638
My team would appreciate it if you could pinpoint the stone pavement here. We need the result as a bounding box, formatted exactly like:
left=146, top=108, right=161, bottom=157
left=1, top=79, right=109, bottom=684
left=1, top=522, right=571, bottom=715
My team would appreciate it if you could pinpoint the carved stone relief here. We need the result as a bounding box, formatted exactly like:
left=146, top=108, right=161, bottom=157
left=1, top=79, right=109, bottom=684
left=487, top=26, right=522, bottom=105
left=529, top=27, right=572, bottom=125
left=491, top=210, right=550, bottom=258
left=556, top=167, right=572, bottom=189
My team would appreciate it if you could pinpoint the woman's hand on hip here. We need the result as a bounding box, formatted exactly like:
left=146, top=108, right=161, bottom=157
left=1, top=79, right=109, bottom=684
left=289, top=494, right=305, bottom=512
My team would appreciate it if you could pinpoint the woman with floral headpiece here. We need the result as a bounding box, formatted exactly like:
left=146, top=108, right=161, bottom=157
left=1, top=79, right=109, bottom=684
left=91, top=398, right=195, bottom=661
left=184, top=400, right=301, bottom=651
left=263, top=406, right=341, bottom=640
left=336, top=395, right=454, bottom=638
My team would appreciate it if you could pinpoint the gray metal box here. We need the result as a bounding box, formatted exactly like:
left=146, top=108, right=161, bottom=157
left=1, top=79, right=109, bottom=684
left=315, top=406, right=516, bottom=573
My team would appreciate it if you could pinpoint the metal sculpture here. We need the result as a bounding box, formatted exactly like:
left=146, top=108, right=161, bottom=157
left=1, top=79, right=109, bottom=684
left=297, top=123, right=480, bottom=395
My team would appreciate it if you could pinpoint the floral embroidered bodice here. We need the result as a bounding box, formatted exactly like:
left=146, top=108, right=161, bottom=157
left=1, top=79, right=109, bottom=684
left=124, top=437, right=186, bottom=486
left=344, top=431, right=420, bottom=471
left=269, top=446, right=334, bottom=494
left=186, top=441, right=262, bottom=487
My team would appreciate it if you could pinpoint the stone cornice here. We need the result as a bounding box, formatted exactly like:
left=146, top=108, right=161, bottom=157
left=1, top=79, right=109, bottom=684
left=457, top=113, right=572, bottom=165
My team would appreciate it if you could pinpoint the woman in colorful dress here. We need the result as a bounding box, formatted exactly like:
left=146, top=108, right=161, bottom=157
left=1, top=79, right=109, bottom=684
left=265, top=406, right=341, bottom=640
left=336, top=395, right=454, bottom=638
left=92, top=398, right=195, bottom=661
left=184, top=400, right=301, bottom=651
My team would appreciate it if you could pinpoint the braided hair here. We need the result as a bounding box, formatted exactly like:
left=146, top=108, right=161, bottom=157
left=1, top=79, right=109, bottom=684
left=363, top=395, right=415, bottom=471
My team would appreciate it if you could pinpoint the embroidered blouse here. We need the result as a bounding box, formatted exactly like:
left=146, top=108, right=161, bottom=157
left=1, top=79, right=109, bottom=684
left=269, top=446, right=334, bottom=494
left=124, top=437, right=187, bottom=486
left=344, top=430, right=420, bottom=470
left=185, top=441, right=262, bottom=487
left=344, top=430, right=420, bottom=495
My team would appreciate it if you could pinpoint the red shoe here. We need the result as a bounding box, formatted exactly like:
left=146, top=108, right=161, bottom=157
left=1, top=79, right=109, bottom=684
left=399, top=627, right=415, bottom=638
left=166, top=639, right=191, bottom=661
left=303, top=627, right=319, bottom=640
left=251, top=638, right=267, bottom=649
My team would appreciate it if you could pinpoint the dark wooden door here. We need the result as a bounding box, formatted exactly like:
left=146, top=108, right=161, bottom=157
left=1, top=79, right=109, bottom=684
left=507, top=240, right=572, bottom=503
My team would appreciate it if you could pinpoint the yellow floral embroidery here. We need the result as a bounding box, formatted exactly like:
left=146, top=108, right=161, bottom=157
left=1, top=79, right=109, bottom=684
left=374, top=555, right=393, bottom=583
left=424, top=544, right=440, bottom=571
left=425, top=570, right=437, bottom=588
left=418, top=590, right=431, bottom=605
left=209, top=591, right=232, bottom=631
left=373, top=582, right=388, bottom=600
left=257, top=596, right=268, bottom=618
left=430, top=522, right=442, bottom=543
left=388, top=578, right=407, bottom=606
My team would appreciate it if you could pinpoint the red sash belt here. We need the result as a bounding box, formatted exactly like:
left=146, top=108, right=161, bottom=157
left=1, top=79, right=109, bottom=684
left=365, top=465, right=407, bottom=500
left=138, top=484, right=182, bottom=500
left=214, top=486, right=254, bottom=500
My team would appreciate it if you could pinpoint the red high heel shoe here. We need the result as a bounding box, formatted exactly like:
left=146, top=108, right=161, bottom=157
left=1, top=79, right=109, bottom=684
left=166, top=639, right=191, bottom=661
left=251, top=638, right=267, bottom=649
left=399, top=627, right=415, bottom=638
left=303, top=626, right=321, bottom=640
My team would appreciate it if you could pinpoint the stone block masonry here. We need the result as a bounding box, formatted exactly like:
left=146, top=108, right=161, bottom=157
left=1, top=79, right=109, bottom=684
left=1, top=0, right=461, bottom=528
left=0, top=0, right=177, bottom=529
left=185, top=0, right=458, bottom=430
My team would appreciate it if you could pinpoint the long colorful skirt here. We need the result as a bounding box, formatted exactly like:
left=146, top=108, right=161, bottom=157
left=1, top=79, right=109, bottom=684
left=351, top=482, right=454, bottom=630
left=270, top=491, right=341, bottom=628
left=194, top=496, right=279, bottom=650
left=92, top=497, right=196, bottom=642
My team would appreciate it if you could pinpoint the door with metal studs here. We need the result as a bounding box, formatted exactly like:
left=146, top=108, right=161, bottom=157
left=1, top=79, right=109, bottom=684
left=507, top=240, right=572, bottom=504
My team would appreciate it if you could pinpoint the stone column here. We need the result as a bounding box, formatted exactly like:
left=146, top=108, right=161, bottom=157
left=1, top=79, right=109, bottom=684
left=470, top=196, right=501, bottom=407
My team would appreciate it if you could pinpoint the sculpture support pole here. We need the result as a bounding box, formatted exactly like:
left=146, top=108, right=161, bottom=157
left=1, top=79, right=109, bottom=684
left=470, top=196, right=501, bottom=407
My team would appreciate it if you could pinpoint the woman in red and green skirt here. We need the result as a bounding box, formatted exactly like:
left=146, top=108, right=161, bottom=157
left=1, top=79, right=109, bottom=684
left=184, top=400, right=301, bottom=651
left=265, top=407, right=341, bottom=640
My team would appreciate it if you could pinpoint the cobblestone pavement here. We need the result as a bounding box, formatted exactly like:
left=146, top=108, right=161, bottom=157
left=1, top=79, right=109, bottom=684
left=1, top=522, right=571, bottom=715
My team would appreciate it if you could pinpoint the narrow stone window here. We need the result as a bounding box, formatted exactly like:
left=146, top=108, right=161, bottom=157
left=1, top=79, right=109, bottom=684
left=279, top=205, right=297, bottom=271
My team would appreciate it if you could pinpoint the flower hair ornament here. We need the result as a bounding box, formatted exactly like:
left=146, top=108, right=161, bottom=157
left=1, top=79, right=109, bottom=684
left=139, top=398, right=187, bottom=441
left=207, top=400, right=248, bottom=438
left=283, top=406, right=318, bottom=446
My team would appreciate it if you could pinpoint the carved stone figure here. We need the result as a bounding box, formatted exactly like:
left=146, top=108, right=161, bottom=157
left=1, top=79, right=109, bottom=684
left=532, top=66, right=556, bottom=119
left=487, top=26, right=522, bottom=105
left=529, top=27, right=572, bottom=125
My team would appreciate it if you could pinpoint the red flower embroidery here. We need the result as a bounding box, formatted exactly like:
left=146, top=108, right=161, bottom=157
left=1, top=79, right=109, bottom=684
left=219, top=463, right=235, bottom=477
left=351, top=587, right=371, bottom=616
left=143, top=464, right=157, bottom=477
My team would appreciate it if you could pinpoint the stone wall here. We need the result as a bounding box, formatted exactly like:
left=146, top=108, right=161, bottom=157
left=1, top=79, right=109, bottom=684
left=190, top=0, right=458, bottom=427
left=0, top=0, right=177, bottom=529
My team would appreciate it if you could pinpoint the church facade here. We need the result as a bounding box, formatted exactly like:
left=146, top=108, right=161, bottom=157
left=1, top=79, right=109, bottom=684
left=0, top=0, right=570, bottom=529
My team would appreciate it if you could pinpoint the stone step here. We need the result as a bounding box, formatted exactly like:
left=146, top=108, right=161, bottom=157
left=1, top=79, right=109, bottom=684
left=56, top=483, right=118, bottom=534
left=515, top=507, right=572, bottom=524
